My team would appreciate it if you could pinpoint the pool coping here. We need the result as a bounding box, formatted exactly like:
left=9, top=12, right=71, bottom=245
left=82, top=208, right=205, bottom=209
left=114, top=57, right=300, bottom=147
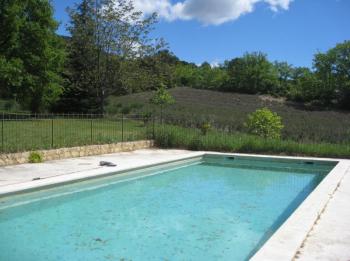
left=0, top=150, right=349, bottom=260
left=0, top=152, right=204, bottom=198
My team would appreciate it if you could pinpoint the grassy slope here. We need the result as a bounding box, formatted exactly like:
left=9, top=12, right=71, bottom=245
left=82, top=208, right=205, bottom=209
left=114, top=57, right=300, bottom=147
left=108, top=87, right=350, bottom=143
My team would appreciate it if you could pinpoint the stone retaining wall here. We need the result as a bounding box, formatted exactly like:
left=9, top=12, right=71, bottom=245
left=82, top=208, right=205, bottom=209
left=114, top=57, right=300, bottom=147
left=0, top=140, right=154, bottom=166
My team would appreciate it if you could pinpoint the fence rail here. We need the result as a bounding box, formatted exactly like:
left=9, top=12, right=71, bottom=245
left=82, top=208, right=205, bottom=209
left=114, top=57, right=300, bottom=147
left=0, top=113, right=154, bottom=153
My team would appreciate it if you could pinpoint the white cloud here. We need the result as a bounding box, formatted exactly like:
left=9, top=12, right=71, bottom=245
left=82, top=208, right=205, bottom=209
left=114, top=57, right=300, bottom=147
left=210, top=60, right=221, bottom=68
left=132, top=0, right=293, bottom=25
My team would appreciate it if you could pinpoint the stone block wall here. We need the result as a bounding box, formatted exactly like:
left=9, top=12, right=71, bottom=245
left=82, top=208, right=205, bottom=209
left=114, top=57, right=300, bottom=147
left=0, top=140, right=154, bottom=166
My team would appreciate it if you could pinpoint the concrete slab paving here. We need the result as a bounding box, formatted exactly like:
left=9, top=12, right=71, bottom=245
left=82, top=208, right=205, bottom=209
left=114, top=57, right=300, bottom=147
left=296, top=165, right=350, bottom=261
left=0, top=149, right=196, bottom=187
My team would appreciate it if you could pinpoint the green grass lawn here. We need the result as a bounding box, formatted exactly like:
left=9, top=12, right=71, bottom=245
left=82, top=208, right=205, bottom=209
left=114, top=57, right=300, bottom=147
left=0, top=118, right=150, bottom=153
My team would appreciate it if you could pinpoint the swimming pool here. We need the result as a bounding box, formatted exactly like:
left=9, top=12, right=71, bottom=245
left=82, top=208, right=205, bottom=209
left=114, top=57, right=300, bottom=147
left=0, top=155, right=337, bottom=261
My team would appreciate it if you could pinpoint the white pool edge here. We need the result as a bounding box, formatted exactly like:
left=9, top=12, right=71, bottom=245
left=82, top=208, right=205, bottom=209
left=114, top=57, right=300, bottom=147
left=201, top=152, right=349, bottom=260
left=250, top=158, right=349, bottom=260
left=0, top=151, right=348, bottom=260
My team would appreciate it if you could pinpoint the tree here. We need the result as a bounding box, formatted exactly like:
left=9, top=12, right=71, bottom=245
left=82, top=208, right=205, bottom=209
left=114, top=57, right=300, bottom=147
left=273, top=61, right=294, bottom=95
left=54, top=0, right=98, bottom=113
left=174, top=63, right=200, bottom=87
left=150, top=83, right=175, bottom=122
left=120, top=50, right=176, bottom=94
left=224, top=52, right=279, bottom=95
left=61, top=0, right=166, bottom=113
left=288, top=67, right=320, bottom=103
left=0, top=0, right=65, bottom=112
left=313, top=41, right=350, bottom=108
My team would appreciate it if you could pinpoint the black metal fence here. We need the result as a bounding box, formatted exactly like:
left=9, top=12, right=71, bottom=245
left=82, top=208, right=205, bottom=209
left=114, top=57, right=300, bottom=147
left=0, top=112, right=154, bottom=153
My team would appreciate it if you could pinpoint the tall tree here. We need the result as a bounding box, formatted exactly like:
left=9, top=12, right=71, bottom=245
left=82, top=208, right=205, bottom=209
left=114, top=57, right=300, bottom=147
left=0, top=0, right=65, bottom=112
left=288, top=67, right=320, bottom=102
left=274, top=61, right=294, bottom=95
left=55, top=0, right=99, bottom=113
left=224, top=52, right=278, bottom=94
left=313, top=40, right=350, bottom=108
left=120, top=50, right=177, bottom=94
left=61, top=0, right=165, bottom=113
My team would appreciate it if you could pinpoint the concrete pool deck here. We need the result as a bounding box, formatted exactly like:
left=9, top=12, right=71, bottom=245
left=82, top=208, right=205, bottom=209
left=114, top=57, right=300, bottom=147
left=0, top=149, right=349, bottom=260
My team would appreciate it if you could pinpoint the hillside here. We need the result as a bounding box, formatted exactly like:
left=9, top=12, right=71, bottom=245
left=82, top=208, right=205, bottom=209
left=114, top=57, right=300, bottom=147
left=108, top=87, right=350, bottom=143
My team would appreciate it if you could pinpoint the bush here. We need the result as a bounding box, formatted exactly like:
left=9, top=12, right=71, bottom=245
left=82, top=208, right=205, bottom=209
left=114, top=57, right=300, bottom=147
left=105, top=102, right=122, bottom=114
left=121, top=106, right=132, bottom=115
left=189, top=137, right=203, bottom=150
left=245, top=108, right=284, bottom=139
left=200, top=122, right=211, bottom=135
left=28, top=151, right=43, bottom=163
left=142, top=111, right=152, bottom=125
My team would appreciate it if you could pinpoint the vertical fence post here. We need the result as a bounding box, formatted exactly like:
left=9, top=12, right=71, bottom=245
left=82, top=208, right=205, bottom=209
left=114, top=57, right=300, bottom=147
left=121, top=114, right=124, bottom=142
left=90, top=114, right=93, bottom=144
left=51, top=115, right=54, bottom=148
left=1, top=112, right=4, bottom=152
left=152, top=113, right=155, bottom=140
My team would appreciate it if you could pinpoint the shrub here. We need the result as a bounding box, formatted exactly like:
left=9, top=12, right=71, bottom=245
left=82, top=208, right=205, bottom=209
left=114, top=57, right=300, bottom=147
left=105, top=102, right=122, bottom=114
left=130, top=103, right=144, bottom=111
left=121, top=106, right=132, bottom=115
left=28, top=152, right=43, bottom=163
left=4, top=100, right=21, bottom=112
left=142, top=111, right=152, bottom=125
left=154, top=129, right=177, bottom=148
left=245, top=108, right=284, bottom=139
left=189, top=137, right=203, bottom=150
left=149, top=83, right=175, bottom=107
left=200, top=122, right=211, bottom=135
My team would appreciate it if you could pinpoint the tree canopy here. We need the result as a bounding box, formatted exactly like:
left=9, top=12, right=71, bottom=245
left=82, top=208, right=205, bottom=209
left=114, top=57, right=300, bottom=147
left=0, top=0, right=349, bottom=113
left=55, top=0, right=167, bottom=113
left=0, top=0, right=65, bottom=112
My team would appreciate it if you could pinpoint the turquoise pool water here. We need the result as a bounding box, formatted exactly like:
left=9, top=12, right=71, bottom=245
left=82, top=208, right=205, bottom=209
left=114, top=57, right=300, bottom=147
left=0, top=156, right=336, bottom=261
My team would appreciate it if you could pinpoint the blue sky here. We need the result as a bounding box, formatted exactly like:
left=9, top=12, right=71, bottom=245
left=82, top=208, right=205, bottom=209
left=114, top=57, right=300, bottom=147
left=52, top=0, right=350, bottom=68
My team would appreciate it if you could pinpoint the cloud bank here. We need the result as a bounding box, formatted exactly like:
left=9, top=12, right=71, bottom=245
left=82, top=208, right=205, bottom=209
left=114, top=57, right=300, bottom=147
left=132, top=0, right=293, bottom=25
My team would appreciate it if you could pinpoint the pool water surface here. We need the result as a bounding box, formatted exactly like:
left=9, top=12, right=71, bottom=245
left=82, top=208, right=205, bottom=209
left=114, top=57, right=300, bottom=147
left=0, top=156, right=336, bottom=261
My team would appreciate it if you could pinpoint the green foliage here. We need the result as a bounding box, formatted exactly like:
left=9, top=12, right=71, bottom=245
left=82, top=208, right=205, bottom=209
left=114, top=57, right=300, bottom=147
left=56, top=0, right=166, bottom=113
left=105, top=102, right=123, bottom=114
left=121, top=50, right=177, bottom=94
left=153, top=125, right=350, bottom=158
left=170, top=42, right=350, bottom=110
left=54, top=0, right=98, bottom=113
left=200, top=122, right=211, bottom=135
left=313, top=40, right=350, bottom=109
left=0, top=0, right=65, bottom=112
left=121, top=106, right=132, bottom=115
left=142, top=111, right=153, bottom=125
left=1, top=117, right=149, bottom=153
left=110, top=87, right=350, bottom=143
left=274, top=61, right=294, bottom=95
left=0, top=0, right=348, bottom=116
left=287, top=67, right=320, bottom=103
left=150, top=84, right=175, bottom=107
left=174, top=62, right=228, bottom=90
left=28, top=152, right=43, bottom=163
left=0, top=99, right=22, bottom=112
left=224, top=52, right=279, bottom=94
left=245, top=108, right=284, bottom=139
